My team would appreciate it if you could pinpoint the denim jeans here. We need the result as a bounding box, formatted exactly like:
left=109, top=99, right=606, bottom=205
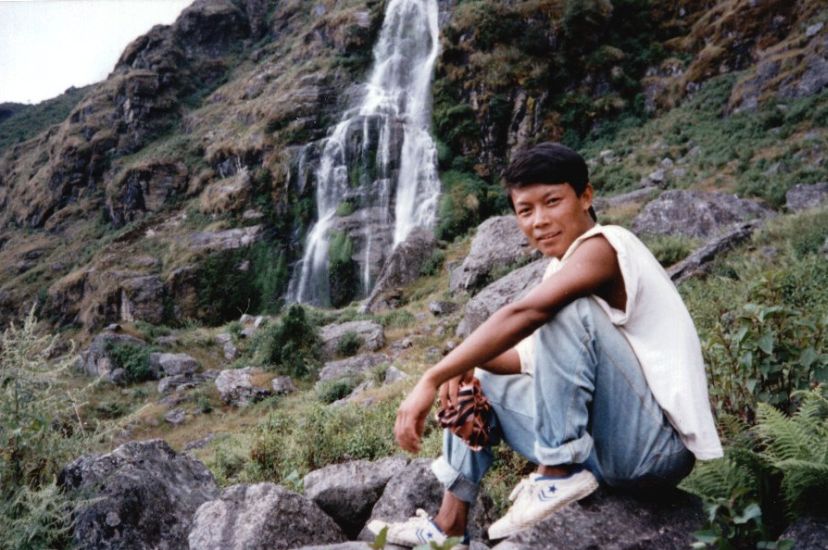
left=431, top=298, right=695, bottom=503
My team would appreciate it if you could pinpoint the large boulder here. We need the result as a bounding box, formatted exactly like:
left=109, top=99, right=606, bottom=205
left=320, top=320, right=385, bottom=359
left=186, top=225, right=264, bottom=253
left=778, top=516, right=828, bottom=549
left=456, top=259, right=549, bottom=338
left=304, top=456, right=409, bottom=537
left=450, top=216, right=539, bottom=294
left=492, top=487, right=704, bottom=549
left=75, top=330, right=149, bottom=383
left=188, top=483, right=346, bottom=550
left=318, top=353, right=389, bottom=383
left=364, top=227, right=437, bottom=312
left=668, top=222, right=759, bottom=283
left=785, top=182, right=828, bottom=212
left=215, top=367, right=272, bottom=406
left=357, top=458, right=444, bottom=541
left=149, top=352, right=200, bottom=378
left=118, top=274, right=165, bottom=324
left=58, top=439, right=219, bottom=550
left=632, top=190, right=774, bottom=239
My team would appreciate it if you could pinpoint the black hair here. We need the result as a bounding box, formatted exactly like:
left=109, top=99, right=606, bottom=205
left=501, top=142, right=597, bottom=221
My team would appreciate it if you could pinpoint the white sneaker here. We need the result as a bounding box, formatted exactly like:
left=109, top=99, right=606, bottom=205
left=366, top=509, right=470, bottom=549
left=488, top=468, right=599, bottom=540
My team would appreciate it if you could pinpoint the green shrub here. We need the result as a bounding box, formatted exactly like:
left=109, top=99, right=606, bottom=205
left=335, top=332, right=363, bottom=358
left=641, top=234, right=700, bottom=267
left=316, top=377, right=359, bottom=404
left=0, top=307, right=91, bottom=548
left=328, top=230, right=358, bottom=308
left=420, top=249, right=446, bottom=277
left=134, top=321, right=171, bottom=341
left=252, top=305, right=322, bottom=378
left=105, top=341, right=153, bottom=383
left=376, top=309, right=416, bottom=329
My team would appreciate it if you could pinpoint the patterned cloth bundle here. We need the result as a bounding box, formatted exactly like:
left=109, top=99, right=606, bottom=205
left=435, top=377, right=492, bottom=451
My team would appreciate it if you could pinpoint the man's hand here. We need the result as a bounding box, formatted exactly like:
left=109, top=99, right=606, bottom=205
left=394, top=377, right=438, bottom=453
left=439, top=369, right=474, bottom=409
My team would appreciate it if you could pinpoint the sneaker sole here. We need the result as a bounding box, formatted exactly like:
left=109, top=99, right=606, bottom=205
left=365, top=519, right=470, bottom=549
left=487, top=475, right=599, bottom=540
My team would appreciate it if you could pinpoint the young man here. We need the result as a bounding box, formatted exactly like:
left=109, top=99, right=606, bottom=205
left=370, top=142, right=722, bottom=547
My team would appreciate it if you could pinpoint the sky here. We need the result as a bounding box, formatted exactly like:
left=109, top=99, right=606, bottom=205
left=0, top=0, right=192, bottom=104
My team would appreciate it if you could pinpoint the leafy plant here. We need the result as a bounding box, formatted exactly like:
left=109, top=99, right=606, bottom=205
left=336, top=331, right=363, bottom=358
left=252, top=305, right=322, bottom=378
left=105, top=340, right=153, bottom=383
left=316, top=377, right=359, bottom=404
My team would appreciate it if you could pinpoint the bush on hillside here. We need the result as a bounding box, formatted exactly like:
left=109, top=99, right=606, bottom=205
left=252, top=305, right=322, bottom=378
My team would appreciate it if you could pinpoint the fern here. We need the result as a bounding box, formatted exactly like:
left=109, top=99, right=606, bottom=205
left=754, top=388, right=828, bottom=515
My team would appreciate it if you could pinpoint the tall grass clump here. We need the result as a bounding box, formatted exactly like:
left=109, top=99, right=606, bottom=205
left=0, top=306, right=93, bottom=549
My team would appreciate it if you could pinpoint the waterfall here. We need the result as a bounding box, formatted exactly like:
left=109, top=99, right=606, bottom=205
left=286, top=0, right=441, bottom=307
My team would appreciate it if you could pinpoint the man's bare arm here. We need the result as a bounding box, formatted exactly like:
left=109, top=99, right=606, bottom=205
left=395, top=235, right=622, bottom=452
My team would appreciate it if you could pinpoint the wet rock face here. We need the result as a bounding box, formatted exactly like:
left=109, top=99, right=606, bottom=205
left=364, top=227, right=437, bottom=312
left=188, top=483, right=347, bottom=550
left=449, top=215, right=539, bottom=295
left=456, top=258, right=549, bottom=338
left=303, top=456, right=409, bottom=538
left=631, top=190, right=775, bottom=239
left=492, top=487, right=704, bottom=549
left=58, top=439, right=219, bottom=550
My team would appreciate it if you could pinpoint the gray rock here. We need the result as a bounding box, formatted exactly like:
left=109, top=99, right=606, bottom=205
left=76, top=331, right=149, bottom=383
left=303, top=456, right=409, bottom=537
left=429, top=300, right=459, bottom=316
left=58, top=439, right=218, bottom=550
left=271, top=375, right=297, bottom=395
left=215, top=367, right=272, bottom=406
left=184, top=434, right=216, bottom=452
left=365, top=227, right=437, bottom=312
left=632, top=190, right=774, bottom=239
left=318, top=353, right=388, bottom=382
left=357, top=459, right=444, bottom=541
left=294, top=544, right=373, bottom=550
left=592, top=188, right=660, bottom=213
left=158, top=372, right=211, bottom=394
left=806, top=22, right=824, bottom=38
left=188, top=483, right=346, bottom=550
left=187, top=225, right=263, bottom=252
left=492, top=488, right=704, bottom=549
left=456, top=259, right=549, bottom=338
left=165, top=408, right=187, bottom=425
left=778, top=515, right=828, bottom=549
left=119, top=275, right=165, bottom=325
left=149, top=352, right=200, bottom=378
left=320, top=320, right=385, bottom=359
left=669, top=222, right=760, bottom=283
left=450, top=216, right=538, bottom=294
left=384, top=365, right=408, bottom=384
left=785, top=182, right=828, bottom=212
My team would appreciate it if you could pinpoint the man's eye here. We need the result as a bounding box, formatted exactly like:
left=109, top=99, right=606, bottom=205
left=518, top=209, right=531, bottom=216
left=546, top=198, right=559, bottom=205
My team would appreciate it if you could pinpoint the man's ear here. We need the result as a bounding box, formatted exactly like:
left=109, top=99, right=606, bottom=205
left=580, top=183, right=594, bottom=211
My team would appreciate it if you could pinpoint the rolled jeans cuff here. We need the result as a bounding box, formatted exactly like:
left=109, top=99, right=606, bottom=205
left=431, top=456, right=479, bottom=503
left=534, top=433, right=593, bottom=466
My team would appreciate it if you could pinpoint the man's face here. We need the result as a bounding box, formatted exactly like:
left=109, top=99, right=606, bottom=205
left=511, top=182, right=595, bottom=258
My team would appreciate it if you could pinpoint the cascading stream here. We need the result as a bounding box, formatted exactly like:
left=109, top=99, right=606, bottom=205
left=286, top=0, right=441, bottom=307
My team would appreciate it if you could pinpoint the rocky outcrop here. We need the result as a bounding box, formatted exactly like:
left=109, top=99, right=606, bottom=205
left=450, top=216, right=539, bottom=294
left=364, top=227, right=436, bottom=312
left=320, top=320, right=385, bottom=359
left=632, top=190, right=774, bottom=239
left=107, top=161, right=189, bottom=227
left=492, top=487, right=704, bottom=549
left=592, top=187, right=661, bottom=213
left=75, top=330, right=148, bottom=383
left=58, top=439, right=219, bottom=550
left=303, top=456, right=409, bottom=537
left=215, top=367, right=272, bottom=406
left=118, top=274, right=165, bottom=325
left=186, top=225, right=264, bottom=252
left=158, top=372, right=214, bottom=394
left=198, top=169, right=253, bottom=214
left=318, top=353, right=389, bottom=383
left=456, top=258, right=548, bottom=338
left=779, top=516, right=828, bottom=549
left=188, top=483, right=346, bottom=550
left=786, top=182, right=828, bottom=212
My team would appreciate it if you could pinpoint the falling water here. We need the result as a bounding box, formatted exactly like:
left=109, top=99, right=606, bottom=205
left=286, top=0, right=441, bottom=306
